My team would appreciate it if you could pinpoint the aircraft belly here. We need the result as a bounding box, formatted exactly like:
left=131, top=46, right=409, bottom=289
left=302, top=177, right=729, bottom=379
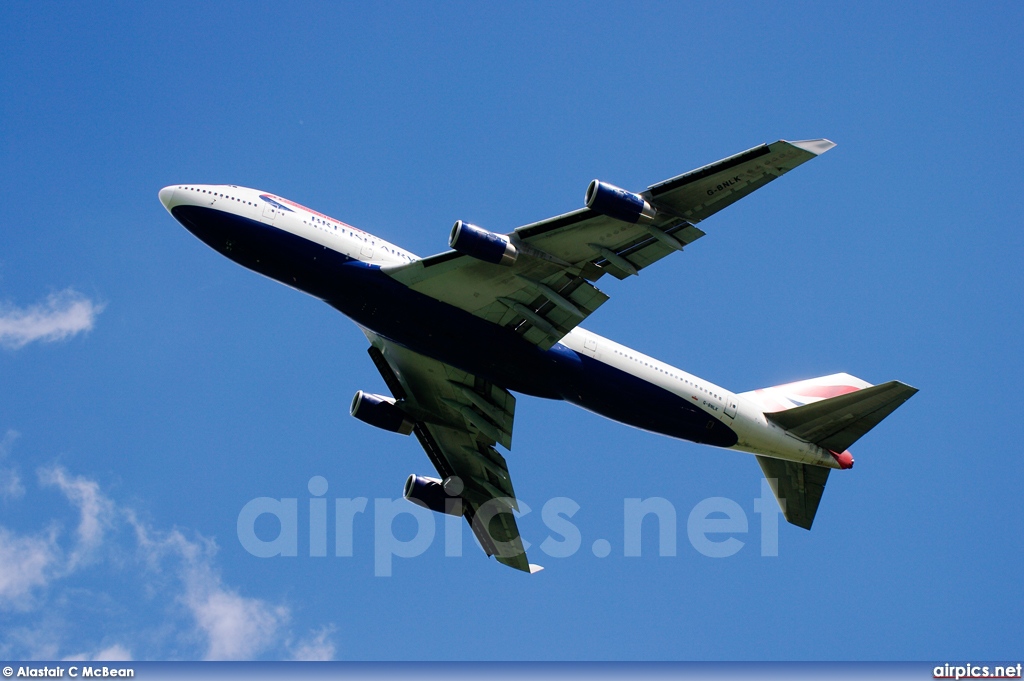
left=556, top=354, right=739, bottom=447
left=171, top=205, right=738, bottom=446
left=171, top=205, right=354, bottom=301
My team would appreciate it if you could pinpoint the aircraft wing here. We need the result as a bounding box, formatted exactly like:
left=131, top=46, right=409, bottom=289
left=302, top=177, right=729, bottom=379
left=384, top=139, right=834, bottom=350
left=363, top=331, right=540, bottom=573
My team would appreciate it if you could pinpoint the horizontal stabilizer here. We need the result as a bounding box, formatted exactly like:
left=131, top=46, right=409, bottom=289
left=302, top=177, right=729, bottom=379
left=756, top=456, right=830, bottom=530
left=765, top=380, right=918, bottom=453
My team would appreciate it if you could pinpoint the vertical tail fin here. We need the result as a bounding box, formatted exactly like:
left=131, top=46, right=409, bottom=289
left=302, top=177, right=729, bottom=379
left=745, top=373, right=918, bottom=529
left=756, top=457, right=829, bottom=530
left=740, top=372, right=872, bottom=412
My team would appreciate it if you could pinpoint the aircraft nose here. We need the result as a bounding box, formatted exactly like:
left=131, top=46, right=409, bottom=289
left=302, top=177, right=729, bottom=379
left=158, top=186, right=177, bottom=211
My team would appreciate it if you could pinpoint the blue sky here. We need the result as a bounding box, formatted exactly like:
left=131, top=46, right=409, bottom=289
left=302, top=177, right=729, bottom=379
left=1, top=1, right=1021, bottom=662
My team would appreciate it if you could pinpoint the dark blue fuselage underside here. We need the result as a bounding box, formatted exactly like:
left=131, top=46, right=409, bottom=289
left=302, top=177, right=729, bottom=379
left=172, top=206, right=738, bottom=447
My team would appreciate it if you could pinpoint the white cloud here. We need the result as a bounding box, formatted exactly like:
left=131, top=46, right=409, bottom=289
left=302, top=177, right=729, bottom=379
left=1, top=625, right=61, bottom=660
left=131, top=509, right=296, bottom=659
left=0, top=431, right=43, bottom=606
left=64, top=644, right=133, bottom=661
left=186, top=573, right=288, bottom=661
left=289, top=626, right=337, bottom=661
left=0, top=455, right=335, bottom=660
left=0, top=430, right=18, bottom=458
left=130, top=515, right=291, bottom=660
left=0, top=430, right=22, bottom=500
left=0, top=288, right=104, bottom=350
left=39, top=466, right=114, bottom=569
left=0, top=468, right=24, bottom=500
left=0, top=526, right=60, bottom=609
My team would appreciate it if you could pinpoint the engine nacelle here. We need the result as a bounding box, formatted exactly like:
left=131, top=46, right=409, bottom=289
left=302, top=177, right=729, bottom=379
left=403, top=474, right=464, bottom=516
left=585, top=180, right=657, bottom=223
left=449, top=220, right=518, bottom=266
left=350, top=391, right=413, bottom=435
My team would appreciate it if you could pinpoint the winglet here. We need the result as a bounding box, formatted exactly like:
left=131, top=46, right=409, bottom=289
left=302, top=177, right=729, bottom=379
left=528, top=564, right=545, bottom=574
left=787, top=138, right=837, bottom=155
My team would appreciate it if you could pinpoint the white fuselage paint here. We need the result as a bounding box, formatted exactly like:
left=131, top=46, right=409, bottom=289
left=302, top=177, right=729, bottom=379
left=558, top=329, right=839, bottom=468
left=161, top=184, right=842, bottom=470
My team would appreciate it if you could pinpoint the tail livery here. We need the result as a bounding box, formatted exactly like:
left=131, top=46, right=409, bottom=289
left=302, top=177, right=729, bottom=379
left=742, top=374, right=917, bottom=528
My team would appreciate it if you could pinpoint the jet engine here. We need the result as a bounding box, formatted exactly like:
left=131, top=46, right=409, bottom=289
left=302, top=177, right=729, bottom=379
left=585, top=180, right=657, bottom=223
left=403, top=474, right=464, bottom=516
left=350, top=391, right=413, bottom=435
left=449, top=220, right=518, bottom=266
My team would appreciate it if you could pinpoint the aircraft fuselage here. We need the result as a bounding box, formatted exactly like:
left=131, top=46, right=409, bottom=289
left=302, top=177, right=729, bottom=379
left=160, top=184, right=844, bottom=469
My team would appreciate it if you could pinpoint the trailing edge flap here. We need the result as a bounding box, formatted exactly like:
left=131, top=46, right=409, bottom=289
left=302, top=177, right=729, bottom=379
left=383, top=140, right=833, bottom=351
left=364, top=336, right=534, bottom=573
left=756, top=456, right=830, bottom=530
left=764, top=381, right=918, bottom=453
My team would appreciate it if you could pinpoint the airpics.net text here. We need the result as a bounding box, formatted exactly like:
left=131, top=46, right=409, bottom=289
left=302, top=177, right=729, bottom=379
left=236, top=477, right=789, bottom=576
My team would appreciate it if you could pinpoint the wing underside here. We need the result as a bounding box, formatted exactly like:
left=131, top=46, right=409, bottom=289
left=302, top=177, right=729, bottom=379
left=367, top=139, right=838, bottom=558
left=385, top=139, right=834, bottom=350
left=364, top=333, right=537, bottom=572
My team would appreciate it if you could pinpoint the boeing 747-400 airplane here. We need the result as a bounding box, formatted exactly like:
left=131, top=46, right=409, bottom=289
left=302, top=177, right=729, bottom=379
left=160, top=139, right=916, bottom=572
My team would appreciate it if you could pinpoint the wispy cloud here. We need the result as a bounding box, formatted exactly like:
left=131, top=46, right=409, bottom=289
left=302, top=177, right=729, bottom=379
left=0, top=450, right=337, bottom=660
left=289, top=626, right=337, bottom=661
left=0, top=430, right=24, bottom=500
left=0, top=469, right=24, bottom=500
left=63, top=644, right=133, bottom=662
left=39, top=467, right=115, bottom=569
left=0, top=430, right=18, bottom=458
left=130, top=519, right=291, bottom=660
left=186, top=568, right=289, bottom=661
left=0, top=288, right=105, bottom=350
left=0, top=525, right=60, bottom=610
